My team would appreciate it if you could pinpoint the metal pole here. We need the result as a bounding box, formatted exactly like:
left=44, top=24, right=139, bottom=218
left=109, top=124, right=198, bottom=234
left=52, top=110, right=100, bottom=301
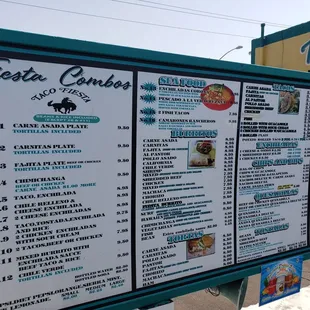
left=219, top=46, right=243, bottom=60
left=219, top=48, right=238, bottom=60
left=260, top=23, right=266, bottom=65
left=260, top=23, right=265, bottom=45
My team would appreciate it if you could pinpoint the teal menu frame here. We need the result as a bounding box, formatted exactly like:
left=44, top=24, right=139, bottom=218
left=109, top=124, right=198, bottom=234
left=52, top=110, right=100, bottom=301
left=1, top=28, right=310, bottom=310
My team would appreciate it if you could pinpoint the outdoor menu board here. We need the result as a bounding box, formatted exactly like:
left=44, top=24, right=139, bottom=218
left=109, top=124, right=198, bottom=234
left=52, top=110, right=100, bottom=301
left=0, top=48, right=309, bottom=310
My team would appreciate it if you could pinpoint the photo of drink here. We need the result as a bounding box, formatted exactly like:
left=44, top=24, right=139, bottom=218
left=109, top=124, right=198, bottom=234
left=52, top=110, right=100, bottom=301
left=276, top=276, right=285, bottom=295
left=260, top=256, right=303, bottom=306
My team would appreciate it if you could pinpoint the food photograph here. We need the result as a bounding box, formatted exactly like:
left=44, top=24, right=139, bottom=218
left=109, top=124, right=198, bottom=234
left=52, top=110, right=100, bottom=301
left=188, top=140, right=216, bottom=168
left=278, top=90, right=300, bottom=115
left=186, top=233, right=215, bottom=260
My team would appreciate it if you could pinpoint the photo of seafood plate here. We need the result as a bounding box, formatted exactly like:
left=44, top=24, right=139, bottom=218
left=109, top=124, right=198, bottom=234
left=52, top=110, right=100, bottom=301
left=200, top=83, right=235, bottom=111
left=278, top=90, right=300, bottom=115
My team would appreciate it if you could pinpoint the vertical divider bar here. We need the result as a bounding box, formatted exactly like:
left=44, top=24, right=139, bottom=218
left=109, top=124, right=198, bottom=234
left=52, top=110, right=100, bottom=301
left=233, top=81, right=244, bottom=265
left=131, top=70, right=138, bottom=291
left=307, top=158, right=310, bottom=247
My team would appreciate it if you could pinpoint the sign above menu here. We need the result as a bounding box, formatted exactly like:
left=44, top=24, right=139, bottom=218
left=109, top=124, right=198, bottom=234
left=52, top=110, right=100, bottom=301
left=0, top=42, right=309, bottom=310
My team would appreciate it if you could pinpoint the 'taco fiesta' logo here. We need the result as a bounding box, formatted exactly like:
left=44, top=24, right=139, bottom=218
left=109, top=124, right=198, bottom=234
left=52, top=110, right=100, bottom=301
left=31, top=87, right=90, bottom=115
left=31, top=88, right=101, bottom=124
left=47, top=97, right=77, bottom=114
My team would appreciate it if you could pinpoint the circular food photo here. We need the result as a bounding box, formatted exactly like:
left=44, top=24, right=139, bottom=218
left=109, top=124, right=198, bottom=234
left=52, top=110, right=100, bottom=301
left=200, top=84, right=235, bottom=111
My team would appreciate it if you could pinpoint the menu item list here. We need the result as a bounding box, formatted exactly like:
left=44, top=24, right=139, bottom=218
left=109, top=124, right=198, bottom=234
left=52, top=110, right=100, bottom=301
left=0, top=56, right=133, bottom=309
left=135, top=72, right=241, bottom=288
left=237, top=83, right=309, bottom=263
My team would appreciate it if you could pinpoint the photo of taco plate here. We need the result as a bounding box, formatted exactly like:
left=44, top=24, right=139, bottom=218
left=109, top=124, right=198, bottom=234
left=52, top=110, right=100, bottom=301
left=278, top=90, right=300, bottom=115
left=186, top=233, right=215, bottom=260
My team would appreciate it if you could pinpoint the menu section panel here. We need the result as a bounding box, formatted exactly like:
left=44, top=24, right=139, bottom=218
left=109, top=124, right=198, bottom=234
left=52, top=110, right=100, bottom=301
left=0, top=56, right=133, bottom=309
left=135, top=72, right=241, bottom=288
left=237, top=83, right=309, bottom=263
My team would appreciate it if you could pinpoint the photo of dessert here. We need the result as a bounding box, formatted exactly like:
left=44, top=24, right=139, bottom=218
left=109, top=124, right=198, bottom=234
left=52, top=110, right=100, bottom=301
left=186, top=233, right=215, bottom=260
left=188, top=140, right=216, bottom=168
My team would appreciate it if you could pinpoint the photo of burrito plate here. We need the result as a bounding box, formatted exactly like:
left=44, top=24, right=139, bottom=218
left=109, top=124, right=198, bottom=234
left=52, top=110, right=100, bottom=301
left=278, top=90, right=300, bottom=115
left=188, top=140, right=216, bottom=168
left=186, top=233, right=215, bottom=260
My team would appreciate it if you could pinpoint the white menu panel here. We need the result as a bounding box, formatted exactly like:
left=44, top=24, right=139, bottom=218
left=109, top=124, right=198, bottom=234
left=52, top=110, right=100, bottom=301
left=135, top=72, right=241, bottom=288
left=0, top=56, right=133, bottom=309
left=237, top=82, right=309, bottom=263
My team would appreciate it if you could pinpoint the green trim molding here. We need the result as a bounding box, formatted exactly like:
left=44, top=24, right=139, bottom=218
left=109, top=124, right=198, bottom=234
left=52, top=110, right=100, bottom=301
left=251, top=21, right=310, bottom=64
left=1, top=28, right=310, bottom=82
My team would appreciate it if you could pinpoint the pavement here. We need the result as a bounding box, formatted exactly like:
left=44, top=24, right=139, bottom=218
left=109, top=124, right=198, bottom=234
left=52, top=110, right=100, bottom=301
left=173, top=260, right=310, bottom=310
